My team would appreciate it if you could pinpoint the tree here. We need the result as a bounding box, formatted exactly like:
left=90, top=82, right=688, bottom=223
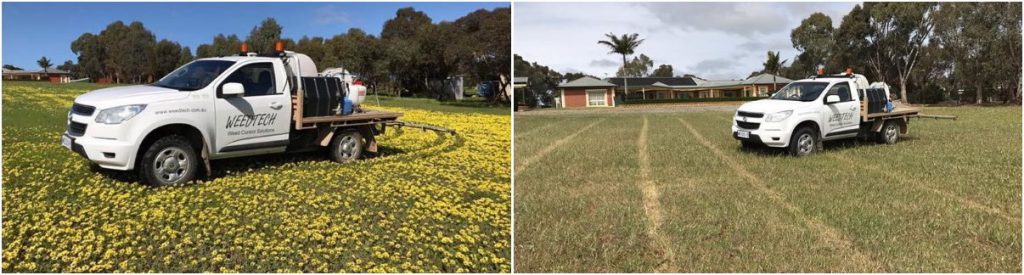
left=597, top=33, right=644, bottom=97
left=3, top=64, right=23, bottom=70
left=832, top=4, right=873, bottom=79
left=70, top=32, right=106, bottom=80
left=178, top=46, right=193, bottom=66
left=247, top=18, right=284, bottom=54
left=196, top=34, right=243, bottom=58
left=864, top=2, right=937, bottom=103
left=37, top=56, right=52, bottom=73
left=791, top=12, right=835, bottom=71
left=57, top=60, right=78, bottom=78
left=652, top=64, right=674, bottom=77
left=452, top=7, right=512, bottom=103
left=381, top=8, right=433, bottom=96
left=617, top=54, right=654, bottom=77
left=152, top=40, right=183, bottom=79
left=294, top=36, right=327, bottom=65
left=762, top=51, right=788, bottom=91
left=514, top=54, right=563, bottom=107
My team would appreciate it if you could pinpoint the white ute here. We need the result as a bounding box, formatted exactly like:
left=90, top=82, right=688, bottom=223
left=62, top=43, right=406, bottom=186
left=731, top=69, right=921, bottom=156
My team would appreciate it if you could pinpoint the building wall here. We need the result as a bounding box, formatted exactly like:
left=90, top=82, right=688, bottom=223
left=562, top=88, right=613, bottom=107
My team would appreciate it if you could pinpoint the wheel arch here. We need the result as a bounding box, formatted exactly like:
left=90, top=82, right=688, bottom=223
left=136, top=123, right=208, bottom=168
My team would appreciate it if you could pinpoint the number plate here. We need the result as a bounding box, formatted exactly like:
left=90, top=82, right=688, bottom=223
left=737, top=130, right=750, bottom=139
left=61, top=135, right=72, bottom=149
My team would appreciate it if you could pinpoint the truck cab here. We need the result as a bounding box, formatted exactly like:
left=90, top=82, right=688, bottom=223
left=63, top=48, right=387, bottom=186
left=732, top=72, right=911, bottom=156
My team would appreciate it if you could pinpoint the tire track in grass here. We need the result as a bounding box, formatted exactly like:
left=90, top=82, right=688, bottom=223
left=635, top=116, right=678, bottom=272
left=829, top=153, right=1019, bottom=223
left=515, top=118, right=605, bottom=174
left=677, top=117, right=882, bottom=271
left=516, top=122, right=557, bottom=139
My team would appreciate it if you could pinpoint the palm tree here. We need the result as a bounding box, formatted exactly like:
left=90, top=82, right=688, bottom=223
left=37, top=56, right=52, bottom=74
left=762, top=51, right=788, bottom=93
left=598, top=33, right=644, bottom=100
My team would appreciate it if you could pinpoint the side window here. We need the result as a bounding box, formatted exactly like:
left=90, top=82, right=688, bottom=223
left=218, top=63, right=276, bottom=97
left=826, top=82, right=853, bottom=102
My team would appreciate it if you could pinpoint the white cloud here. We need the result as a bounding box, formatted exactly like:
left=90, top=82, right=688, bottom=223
left=514, top=2, right=858, bottom=80
left=313, top=6, right=350, bottom=25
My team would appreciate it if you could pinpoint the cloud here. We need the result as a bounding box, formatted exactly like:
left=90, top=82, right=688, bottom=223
left=688, top=58, right=735, bottom=73
left=514, top=2, right=858, bottom=80
left=589, top=59, right=619, bottom=68
left=313, top=6, right=350, bottom=25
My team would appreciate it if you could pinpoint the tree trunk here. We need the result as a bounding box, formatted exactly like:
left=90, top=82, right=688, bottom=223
left=975, top=83, right=984, bottom=105
left=899, top=79, right=909, bottom=105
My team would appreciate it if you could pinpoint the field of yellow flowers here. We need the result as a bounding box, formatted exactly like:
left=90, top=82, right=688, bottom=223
left=1, top=82, right=511, bottom=272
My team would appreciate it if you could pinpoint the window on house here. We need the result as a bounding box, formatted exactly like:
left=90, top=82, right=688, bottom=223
left=759, top=86, right=769, bottom=96
left=586, top=90, right=607, bottom=106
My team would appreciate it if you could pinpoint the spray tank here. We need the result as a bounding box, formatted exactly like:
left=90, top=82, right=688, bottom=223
left=320, top=67, right=367, bottom=111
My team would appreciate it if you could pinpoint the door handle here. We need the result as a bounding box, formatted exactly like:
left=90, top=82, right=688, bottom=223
left=269, top=102, right=283, bottom=110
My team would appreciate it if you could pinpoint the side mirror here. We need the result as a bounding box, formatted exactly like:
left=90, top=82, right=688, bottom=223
left=825, top=95, right=841, bottom=104
left=222, top=82, right=244, bottom=96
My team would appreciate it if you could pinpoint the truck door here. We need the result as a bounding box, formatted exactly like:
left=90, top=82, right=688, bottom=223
left=822, top=81, right=860, bottom=138
left=213, top=61, right=291, bottom=155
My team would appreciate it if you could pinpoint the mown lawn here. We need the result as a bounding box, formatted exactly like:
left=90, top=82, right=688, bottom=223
left=514, top=106, right=1021, bottom=272
left=2, top=81, right=511, bottom=272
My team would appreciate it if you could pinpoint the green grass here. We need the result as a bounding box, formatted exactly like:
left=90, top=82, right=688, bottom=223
left=514, top=106, right=1021, bottom=272
left=1, top=81, right=511, bottom=272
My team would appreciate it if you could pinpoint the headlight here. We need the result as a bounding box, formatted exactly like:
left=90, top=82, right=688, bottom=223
left=764, top=110, right=793, bottom=122
left=95, top=105, right=146, bottom=124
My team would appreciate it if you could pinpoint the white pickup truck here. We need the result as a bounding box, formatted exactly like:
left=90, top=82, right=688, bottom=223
left=62, top=44, right=405, bottom=186
left=731, top=71, right=920, bottom=156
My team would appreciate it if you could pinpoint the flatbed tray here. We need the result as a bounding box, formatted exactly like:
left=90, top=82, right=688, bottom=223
left=863, top=106, right=921, bottom=120
left=300, top=109, right=403, bottom=123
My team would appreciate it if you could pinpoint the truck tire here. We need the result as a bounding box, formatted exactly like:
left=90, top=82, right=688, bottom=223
left=139, top=135, right=197, bottom=187
left=876, top=120, right=899, bottom=144
left=788, top=126, right=817, bottom=157
left=329, top=129, right=364, bottom=163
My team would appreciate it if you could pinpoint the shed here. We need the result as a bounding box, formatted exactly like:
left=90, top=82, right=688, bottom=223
left=558, top=76, right=616, bottom=108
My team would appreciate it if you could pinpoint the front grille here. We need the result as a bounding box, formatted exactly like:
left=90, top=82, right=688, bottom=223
left=736, top=120, right=760, bottom=130
left=68, top=121, right=87, bottom=136
left=737, top=111, right=763, bottom=118
left=71, top=103, right=96, bottom=116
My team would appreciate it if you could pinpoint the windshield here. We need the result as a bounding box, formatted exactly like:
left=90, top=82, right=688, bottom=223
left=769, top=82, right=829, bottom=102
left=151, top=60, right=236, bottom=91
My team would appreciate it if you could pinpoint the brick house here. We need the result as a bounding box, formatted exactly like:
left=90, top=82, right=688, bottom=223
left=557, top=76, right=616, bottom=108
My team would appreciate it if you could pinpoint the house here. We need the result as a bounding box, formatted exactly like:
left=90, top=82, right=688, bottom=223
left=606, top=73, right=793, bottom=100
left=2, top=68, right=72, bottom=83
left=557, top=76, right=616, bottom=107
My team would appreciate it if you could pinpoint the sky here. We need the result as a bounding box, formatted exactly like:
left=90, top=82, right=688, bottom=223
left=2, top=2, right=509, bottom=70
left=514, top=2, right=859, bottom=81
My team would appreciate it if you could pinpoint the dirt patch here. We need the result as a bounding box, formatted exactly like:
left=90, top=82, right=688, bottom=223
left=677, top=117, right=882, bottom=271
left=636, top=116, right=678, bottom=272
left=515, top=118, right=605, bottom=174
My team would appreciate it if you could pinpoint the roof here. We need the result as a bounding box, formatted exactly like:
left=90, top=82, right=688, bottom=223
left=559, top=76, right=616, bottom=88
left=741, top=73, right=793, bottom=85
left=605, top=77, right=697, bottom=87
left=514, top=77, right=528, bottom=84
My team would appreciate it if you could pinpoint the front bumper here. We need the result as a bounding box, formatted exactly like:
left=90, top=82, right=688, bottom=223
left=63, top=133, right=137, bottom=170
left=731, top=124, right=790, bottom=148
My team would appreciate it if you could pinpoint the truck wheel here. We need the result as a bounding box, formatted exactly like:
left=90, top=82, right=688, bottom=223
left=788, top=127, right=817, bottom=157
left=329, top=129, right=364, bottom=163
left=139, top=135, right=197, bottom=187
left=876, top=120, right=899, bottom=144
